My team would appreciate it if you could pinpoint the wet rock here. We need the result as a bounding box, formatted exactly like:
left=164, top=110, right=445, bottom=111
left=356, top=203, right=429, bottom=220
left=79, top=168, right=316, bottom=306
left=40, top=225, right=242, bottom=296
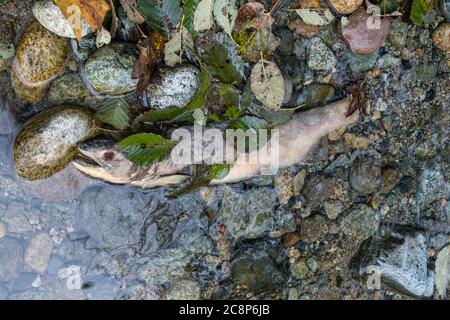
left=1, top=202, right=32, bottom=233
left=296, top=84, right=335, bottom=108
left=147, top=65, right=200, bottom=109
left=0, top=41, right=14, bottom=71
left=416, top=163, right=450, bottom=209
left=288, top=19, right=319, bottom=38
left=442, top=0, right=450, bottom=22
left=274, top=170, right=294, bottom=205
left=303, top=176, right=336, bottom=210
left=350, top=158, right=382, bottom=194
left=308, top=37, right=336, bottom=71
left=212, top=187, right=284, bottom=239
left=348, top=51, right=378, bottom=73
left=48, top=73, right=99, bottom=109
left=341, top=8, right=391, bottom=55
left=0, top=99, right=17, bottom=135
left=290, top=260, right=310, bottom=280
left=57, top=265, right=82, bottom=290
left=376, top=54, right=401, bottom=69
left=25, top=233, right=53, bottom=273
left=0, top=222, right=5, bottom=238
left=306, top=257, right=319, bottom=273
left=11, top=22, right=69, bottom=102
left=14, top=106, right=97, bottom=180
left=0, top=238, right=24, bottom=281
left=434, top=245, right=450, bottom=299
left=33, top=0, right=91, bottom=38
left=299, top=215, right=330, bottom=243
left=388, top=19, right=408, bottom=49
left=77, top=186, right=150, bottom=250
left=293, top=169, right=307, bottom=196
left=351, top=229, right=434, bottom=298
left=327, top=0, right=363, bottom=14
left=343, top=132, right=370, bottom=149
left=231, top=250, right=286, bottom=293
left=85, top=43, right=139, bottom=95
left=324, top=200, right=344, bottom=220
left=381, top=167, right=398, bottom=194
left=275, top=28, right=294, bottom=55
left=432, top=23, right=450, bottom=53
left=165, top=280, right=201, bottom=300
left=340, top=205, right=380, bottom=241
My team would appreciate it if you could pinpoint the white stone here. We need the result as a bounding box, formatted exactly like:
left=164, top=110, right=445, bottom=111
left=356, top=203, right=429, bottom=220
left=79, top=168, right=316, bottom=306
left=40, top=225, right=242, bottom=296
left=25, top=233, right=53, bottom=273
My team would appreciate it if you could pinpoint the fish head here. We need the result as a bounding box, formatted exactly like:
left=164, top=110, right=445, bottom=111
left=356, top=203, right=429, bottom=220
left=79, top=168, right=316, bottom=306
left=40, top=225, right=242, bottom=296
left=73, top=138, right=134, bottom=184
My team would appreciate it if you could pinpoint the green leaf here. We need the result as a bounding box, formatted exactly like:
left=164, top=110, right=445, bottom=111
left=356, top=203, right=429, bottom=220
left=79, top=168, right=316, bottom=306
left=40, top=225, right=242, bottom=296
left=230, top=116, right=268, bottom=131
left=142, top=107, right=185, bottom=123
left=185, top=67, right=213, bottom=110
left=205, top=164, right=230, bottom=180
left=410, top=0, right=430, bottom=26
left=182, top=0, right=201, bottom=37
left=200, top=33, right=245, bottom=84
left=138, top=0, right=181, bottom=36
left=213, top=0, right=238, bottom=40
left=117, top=133, right=178, bottom=166
left=95, top=98, right=130, bottom=131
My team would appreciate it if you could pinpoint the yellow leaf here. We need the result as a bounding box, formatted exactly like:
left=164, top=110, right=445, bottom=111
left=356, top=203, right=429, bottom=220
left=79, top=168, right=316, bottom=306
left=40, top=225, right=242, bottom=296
left=55, top=0, right=110, bottom=41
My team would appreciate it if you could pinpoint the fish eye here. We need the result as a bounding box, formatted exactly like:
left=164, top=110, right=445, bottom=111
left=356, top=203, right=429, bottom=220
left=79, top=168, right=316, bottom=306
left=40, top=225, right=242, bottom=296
left=103, top=151, right=115, bottom=161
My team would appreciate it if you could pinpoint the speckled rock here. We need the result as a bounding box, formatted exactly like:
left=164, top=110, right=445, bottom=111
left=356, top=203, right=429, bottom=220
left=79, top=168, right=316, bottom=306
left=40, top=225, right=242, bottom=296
left=327, top=0, right=364, bottom=14
left=350, top=157, right=382, bottom=194
left=0, top=238, right=24, bottom=281
left=432, top=23, right=450, bottom=53
left=211, top=186, right=278, bottom=239
left=33, top=0, right=91, bottom=38
left=85, top=43, right=139, bottom=95
left=308, top=37, right=336, bottom=71
left=0, top=41, right=14, bottom=71
left=48, top=73, right=99, bottom=108
left=147, top=65, right=200, bottom=109
left=165, top=280, right=201, bottom=300
left=274, top=170, right=294, bottom=205
left=341, top=8, right=391, bottom=55
left=25, top=233, right=53, bottom=273
left=11, top=22, right=69, bottom=102
left=340, top=204, right=380, bottom=241
left=14, top=106, right=97, bottom=180
left=388, top=19, right=409, bottom=49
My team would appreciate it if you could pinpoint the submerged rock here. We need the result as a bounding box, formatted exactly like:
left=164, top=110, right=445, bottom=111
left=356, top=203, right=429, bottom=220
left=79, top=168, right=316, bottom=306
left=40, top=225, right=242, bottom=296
left=25, top=233, right=53, bottom=273
left=351, top=229, right=435, bottom=298
left=307, top=37, right=336, bottom=71
left=11, top=22, right=69, bottom=102
left=48, top=73, right=99, bottom=108
left=296, top=84, right=336, bottom=108
left=0, top=238, right=24, bottom=282
left=85, top=43, right=138, bottom=95
left=432, top=23, right=450, bottom=53
left=442, top=0, right=450, bottom=22
left=33, top=0, right=91, bottom=38
left=14, top=106, right=97, bottom=180
left=341, top=8, right=391, bottom=55
left=147, top=65, right=200, bottom=109
left=350, top=157, right=382, bottom=194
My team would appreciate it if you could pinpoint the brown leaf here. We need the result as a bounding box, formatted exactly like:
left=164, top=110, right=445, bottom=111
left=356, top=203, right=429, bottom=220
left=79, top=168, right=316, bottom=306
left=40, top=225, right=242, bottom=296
left=132, top=31, right=165, bottom=94
left=119, top=0, right=145, bottom=24
left=55, top=0, right=110, bottom=41
left=234, top=2, right=274, bottom=33
left=346, top=80, right=367, bottom=117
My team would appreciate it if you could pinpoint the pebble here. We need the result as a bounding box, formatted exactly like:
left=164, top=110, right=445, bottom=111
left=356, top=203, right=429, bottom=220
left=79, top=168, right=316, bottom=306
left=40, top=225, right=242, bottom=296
left=381, top=167, right=398, bottom=194
left=58, top=265, right=82, bottom=290
left=25, top=233, right=53, bottom=273
left=2, top=202, right=32, bottom=233
left=327, top=0, right=364, bottom=14
left=307, top=37, right=336, bottom=71
left=432, top=23, right=450, bottom=53
left=341, top=8, right=391, bottom=55
left=340, top=204, right=380, bottom=241
left=290, top=260, right=310, bottom=280
left=274, top=170, right=294, bottom=205
left=165, top=280, right=201, bottom=300
left=288, top=19, right=319, bottom=38
left=0, top=238, right=24, bottom=281
left=389, top=19, right=409, bottom=49
left=343, top=132, right=370, bottom=149
left=0, top=222, right=6, bottom=238
left=323, top=200, right=344, bottom=220
left=350, top=157, right=382, bottom=194
left=293, top=169, right=307, bottom=196
left=147, top=65, right=200, bottom=109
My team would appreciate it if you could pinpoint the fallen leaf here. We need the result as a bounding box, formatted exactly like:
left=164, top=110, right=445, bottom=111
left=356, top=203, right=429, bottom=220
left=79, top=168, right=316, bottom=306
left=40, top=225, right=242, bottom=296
left=193, top=0, right=215, bottom=32
left=132, top=30, right=165, bottom=94
left=95, top=98, right=130, bottom=131
left=233, top=2, right=274, bottom=34
left=55, top=0, right=110, bottom=41
left=138, top=0, right=181, bottom=36
left=182, top=0, right=201, bottom=36
left=295, top=8, right=334, bottom=26
left=250, top=59, right=285, bottom=111
left=164, top=24, right=194, bottom=67
left=213, top=0, right=238, bottom=40
left=120, top=0, right=145, bottom=24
